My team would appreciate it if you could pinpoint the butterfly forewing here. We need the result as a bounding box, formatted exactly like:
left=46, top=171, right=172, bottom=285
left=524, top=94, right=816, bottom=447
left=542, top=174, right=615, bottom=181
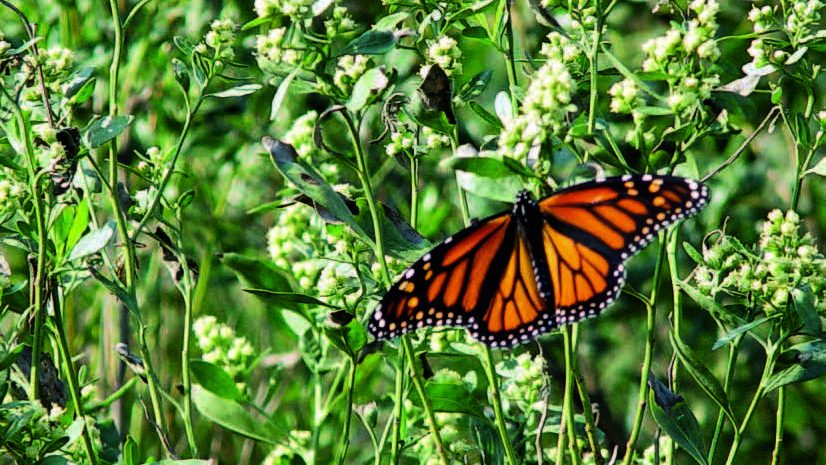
left=538, top=175, right=709, bottom=324
left=368, top=213, right=516, bottom=340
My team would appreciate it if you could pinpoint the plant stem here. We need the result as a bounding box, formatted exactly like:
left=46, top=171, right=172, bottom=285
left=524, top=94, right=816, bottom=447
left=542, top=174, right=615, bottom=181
left=402, top=336, right=450, bottom=465
left=571, top=326, right=603, bottom=465
left=107, top=0, right=169, bottom=451
left=176, top=235, right=198, bottom=456
left=390, top=346, right=406, bottom=465
left=771, top=386, right=785, bottom=465
left=336, top=358, right=358, bottom=465
left=483, top=346, right=519, bottom=465
left=724, top=345, right=778, bottom=465
left=562, top=326, right=582, bottom=465
left=502, top=0, right=519, bottom=113
left=587, top=0, right=604, bottom=134
left=51, top=286, right=99, bottom=465
left=622, top=238, right=668, bottom=465
left=343, top=111, right=446, bottom=464
left=708, top=336, right=741, bottom=465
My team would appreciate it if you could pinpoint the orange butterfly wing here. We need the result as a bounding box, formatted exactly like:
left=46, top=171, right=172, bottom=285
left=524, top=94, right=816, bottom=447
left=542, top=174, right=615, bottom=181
left=538, top=175, right=708, bottom=325
left=368, top=212, right=556, bottom=345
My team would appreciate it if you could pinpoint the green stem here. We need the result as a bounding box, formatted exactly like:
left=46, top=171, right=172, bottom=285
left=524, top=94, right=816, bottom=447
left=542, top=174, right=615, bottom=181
left=771, top=387, right=785, bottom=465
left=724, top=345, right=778, bottom=465
left=390, top=346, right=406, bottom=465
left=666, top=231, right=682, bottom=465
left=708, top=336, right=741, bottom=465
left=562, top=326, right=582, bottom=465
left=51, top=287, right=99, bottom=465
left=310, top=370, right=322, bottom=465
left=622, top=237, right=668, bottom=465
left=336, top=358, right=357, bottom=465
left=344, top=111, right=446, bottom=464
left=483, top=346, right=519, bottom=465
left=502, top=0, right=519, bottom=113
left=402, top=336, right=450, bottom=465
left=410, top=154, right=419, bottom=230
left=571, top=326, right=603, bottom=465
left=177, top=237, right=198, bottom=456
left=587, top=0, right=604, bottom=134
left=107, top=0, right=169, bottom=451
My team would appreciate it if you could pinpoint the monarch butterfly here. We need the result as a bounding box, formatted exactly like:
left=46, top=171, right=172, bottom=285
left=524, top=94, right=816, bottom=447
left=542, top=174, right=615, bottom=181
left=368, top=174, right=709, bottom=347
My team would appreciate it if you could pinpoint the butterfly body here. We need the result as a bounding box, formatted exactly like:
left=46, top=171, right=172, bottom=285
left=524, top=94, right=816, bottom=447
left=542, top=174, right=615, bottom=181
left=369, top=175, right=709, bottom=347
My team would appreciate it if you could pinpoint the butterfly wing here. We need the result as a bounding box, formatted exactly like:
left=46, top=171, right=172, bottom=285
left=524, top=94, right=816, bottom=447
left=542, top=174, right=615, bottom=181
left=537, top=174, right=709, bottom=324
left=368, top=211, right=555, bottom=346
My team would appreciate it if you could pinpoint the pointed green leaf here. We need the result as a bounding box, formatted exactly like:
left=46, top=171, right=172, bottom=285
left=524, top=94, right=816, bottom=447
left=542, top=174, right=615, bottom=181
left=191, top=360, right=244, bottom=401
left=670, top=332, right=736, bottom=427
left=84, top=115, right=134, bottom=148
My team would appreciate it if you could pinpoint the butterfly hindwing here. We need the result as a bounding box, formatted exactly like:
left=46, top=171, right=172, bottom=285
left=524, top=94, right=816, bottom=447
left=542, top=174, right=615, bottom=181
left=538, top=174, right=709, bottom=324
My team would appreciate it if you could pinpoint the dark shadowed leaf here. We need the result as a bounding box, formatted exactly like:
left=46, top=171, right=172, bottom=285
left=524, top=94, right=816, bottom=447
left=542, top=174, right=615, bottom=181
left=648, top=375, right=708, bottom=465
left=793, top=286, right=822, bottom=334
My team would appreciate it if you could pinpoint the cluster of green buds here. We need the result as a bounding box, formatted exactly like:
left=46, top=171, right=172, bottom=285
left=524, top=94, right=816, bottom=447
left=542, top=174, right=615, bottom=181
left=497, top=352, right=546, bottom=427
left=281, top=110, right=339, bottom=180
left=693, top=210, right=826, bottom=319
left=0, top=32, right=10, bottom=56
left=255, top=27, right=301, bottom=72
left=746, top=0, right=822, bottom=70
left=135, top=146, right=168, bottom=184
left=20, top=46, right=75, bottom=95
left=193, top=315, right=256, bottom=389
left=333, top=55, right=371, bottom=94
left=425, top=36, right=462, bottom=77
left=197, top=18, right=238, bottom=65
left=254, top=0, right=314, bottom=18
left=497, top=55, right=576, bottom=162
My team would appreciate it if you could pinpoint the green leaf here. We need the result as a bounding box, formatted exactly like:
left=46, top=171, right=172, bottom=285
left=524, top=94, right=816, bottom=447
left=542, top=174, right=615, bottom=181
left=678, top=280, right=740, bottom=324
left=670, top=333, right=736, bottom=427
left=461, top=26, right=489, bottom=40
left=154, top=461, right=213, bottom=465
left=40, top=456, right=71, bottom=465
left=68, top=221, right=115, bottom=261
left=173, top=35, right=195, bottom=55
left=264, top=138, right=370, bottom=239
left=0, top=345, right=23, bottom=370
left=192, top=386, right=286, bottom=444
left=648, top=377, right=708, bottom=465
left=373, top=12, right=409, bottom=30
left=123, top=436, right=138, bottom=465
left=191, top=360, right=244, bottom=401
left=66, top=201, right=90, bottom=256
left=468, top=101, right=503, bottom=129
left=347, top=67, right=390, bottom=112
left=682, top=241, right=703, bottom=264
left=803, top=157, right=826, bottom=177
left=64, top=67, right=95, bottom=102
left=324, top=319, right=367, bottom=355
left=219, top=253, right=294, bottom=292
left=243, top=288, right=336, bottom=309
left=792, top=286, right=821, bottom=334
left=457, top=70, right=493, bottom=102
left=712, top=316, right=773, bottom=350
left=338, top=29, right=397, bottom=56
left=764, top=340, right=826, bottom=391
left=270, top=68, right=299, bottom=121
left=84, top=115, right=134, bottom=148
left=441, top=156, right=512, bottom=178
left=209, top=84, right=262, bottom=98
left=635, top=106, right=674, bottom=116
left=411, top=382, right=485, bottom=418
